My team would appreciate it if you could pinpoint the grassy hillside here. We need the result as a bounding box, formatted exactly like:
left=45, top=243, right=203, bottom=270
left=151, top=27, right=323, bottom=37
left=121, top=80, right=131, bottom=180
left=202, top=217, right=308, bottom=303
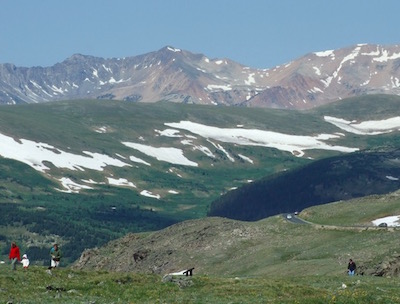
left=2, top=191, right=400, bottom=303
left=0, top=95, right=400, bottom=264
left=312, top=94, right=400, bottom=121
left=1, top=266, right=400, bottom=303
left=0, top=100, right=310, bottom=263
left=301, top=190, right=400, bottom=226
left=72, top=191, right=400, bottom=278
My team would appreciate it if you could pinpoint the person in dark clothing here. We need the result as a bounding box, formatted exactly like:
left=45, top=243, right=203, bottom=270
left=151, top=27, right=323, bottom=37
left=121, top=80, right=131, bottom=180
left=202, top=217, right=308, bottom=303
left=348, top=258, right=356, bottom=276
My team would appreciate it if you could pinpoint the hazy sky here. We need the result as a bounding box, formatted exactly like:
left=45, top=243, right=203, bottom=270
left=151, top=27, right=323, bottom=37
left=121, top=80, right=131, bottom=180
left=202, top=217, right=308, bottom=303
left=1, top=0, right=399, bottom=69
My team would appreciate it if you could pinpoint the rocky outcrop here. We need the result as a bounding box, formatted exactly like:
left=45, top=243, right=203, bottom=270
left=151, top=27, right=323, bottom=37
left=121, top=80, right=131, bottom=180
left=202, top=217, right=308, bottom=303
left=359, top=254, right=400, bottom=277
left=73, top=217, right=257, bottom=275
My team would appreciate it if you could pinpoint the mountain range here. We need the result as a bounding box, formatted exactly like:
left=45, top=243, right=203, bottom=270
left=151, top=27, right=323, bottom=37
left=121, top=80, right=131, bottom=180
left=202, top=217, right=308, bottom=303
left=1, top=44, right=400, bottom=109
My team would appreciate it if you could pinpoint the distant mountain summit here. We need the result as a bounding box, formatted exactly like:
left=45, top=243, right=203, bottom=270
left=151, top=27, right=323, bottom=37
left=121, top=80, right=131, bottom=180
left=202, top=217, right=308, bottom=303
left=1, top=44, right=400, bottom=109
left=247, top=44, right=400, bottom=109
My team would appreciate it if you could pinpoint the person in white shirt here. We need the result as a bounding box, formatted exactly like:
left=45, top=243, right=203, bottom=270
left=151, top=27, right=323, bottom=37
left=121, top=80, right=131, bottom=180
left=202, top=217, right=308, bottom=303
left=21, top=254, right=30, bottom=269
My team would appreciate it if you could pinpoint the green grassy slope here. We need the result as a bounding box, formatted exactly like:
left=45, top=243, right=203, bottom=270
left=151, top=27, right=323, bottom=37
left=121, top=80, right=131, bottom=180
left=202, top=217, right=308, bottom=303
left=0, top=95, right=399, bottom=264
left=2, top=191, right=400, bottom=303
left=312, top=94, right=400, bottom=120
left=0, top=100, right=311, bottom=262
left=72, top=191, right=400, bottom=278
left=0, top=99, right=315, bottom=211
left=1, top=266, right=399, bottom=303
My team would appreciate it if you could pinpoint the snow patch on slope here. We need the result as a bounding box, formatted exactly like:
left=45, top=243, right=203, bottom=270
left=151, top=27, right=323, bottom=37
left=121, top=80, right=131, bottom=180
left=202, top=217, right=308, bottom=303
left=165, top=121, right=358, bottom=157
left=0, top=133, right=131, bottom=173
left=324, top=116, right=400, bottom=135
left=122, top=142, right=198, bottom=166
left=372, top=215, right=400, bottom=227
left=140, top=190, right=161, bottom=199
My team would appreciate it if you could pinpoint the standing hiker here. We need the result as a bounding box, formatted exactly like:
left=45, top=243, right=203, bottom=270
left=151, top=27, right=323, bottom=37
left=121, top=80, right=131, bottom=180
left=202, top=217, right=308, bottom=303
left=348, top=258, right=356, bottom=276
left=9, top=242, right=21, bottom=271
left=49, top=243, right=62, bottom=269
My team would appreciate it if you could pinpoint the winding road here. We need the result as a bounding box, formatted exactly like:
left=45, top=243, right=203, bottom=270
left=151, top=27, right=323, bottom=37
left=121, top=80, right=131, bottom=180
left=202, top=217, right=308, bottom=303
left=283, top=213, right=309, bottom=224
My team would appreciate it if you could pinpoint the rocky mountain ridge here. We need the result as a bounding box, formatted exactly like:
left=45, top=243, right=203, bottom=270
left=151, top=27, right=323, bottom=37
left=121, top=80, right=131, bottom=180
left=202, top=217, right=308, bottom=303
left=1, top=44, right=400, bottom=109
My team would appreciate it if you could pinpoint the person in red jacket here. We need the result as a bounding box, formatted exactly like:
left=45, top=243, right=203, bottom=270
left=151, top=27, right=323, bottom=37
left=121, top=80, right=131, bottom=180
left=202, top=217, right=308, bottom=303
left=9, top=241, right=21, bottom=270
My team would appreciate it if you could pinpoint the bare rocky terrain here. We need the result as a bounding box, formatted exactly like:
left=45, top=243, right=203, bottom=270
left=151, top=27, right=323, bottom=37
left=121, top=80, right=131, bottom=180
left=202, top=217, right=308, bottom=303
left=73, top=217, right=255, bottom=275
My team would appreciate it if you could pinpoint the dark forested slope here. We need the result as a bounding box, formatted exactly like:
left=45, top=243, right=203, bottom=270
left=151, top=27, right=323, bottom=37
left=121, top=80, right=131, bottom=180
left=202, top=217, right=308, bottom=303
left=208, top=149, right=400, bottom=221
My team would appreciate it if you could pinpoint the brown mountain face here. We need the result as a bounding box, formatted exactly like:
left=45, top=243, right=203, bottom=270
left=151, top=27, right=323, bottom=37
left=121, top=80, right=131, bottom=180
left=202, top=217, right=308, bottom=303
left=1, top=44, right=400, bottom=109
left=246, top=44, right=400, bottom=109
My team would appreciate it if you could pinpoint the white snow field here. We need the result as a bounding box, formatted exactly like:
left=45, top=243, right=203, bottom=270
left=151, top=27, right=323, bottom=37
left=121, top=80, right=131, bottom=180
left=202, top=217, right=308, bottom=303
left=372, top=215, right=400, bottom=227
left=1, top=115, right=400, bottom=194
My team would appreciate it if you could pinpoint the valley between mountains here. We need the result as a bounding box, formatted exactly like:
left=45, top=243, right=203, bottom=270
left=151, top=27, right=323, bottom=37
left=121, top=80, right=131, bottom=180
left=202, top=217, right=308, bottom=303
left=0, top=94, right=400, bottom=267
